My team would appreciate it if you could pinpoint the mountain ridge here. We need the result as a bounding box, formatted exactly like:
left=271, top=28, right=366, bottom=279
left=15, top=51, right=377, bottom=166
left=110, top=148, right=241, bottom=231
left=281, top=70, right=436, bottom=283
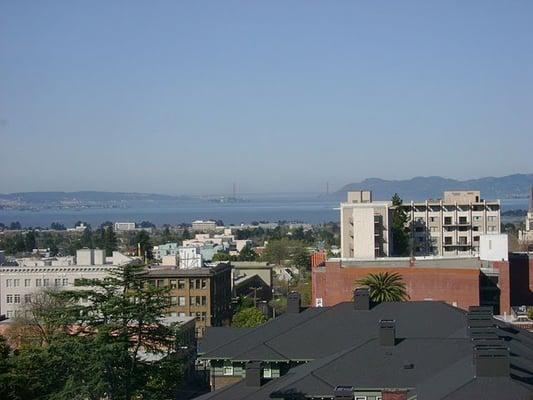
left=334, top=173, right=533, bottom=201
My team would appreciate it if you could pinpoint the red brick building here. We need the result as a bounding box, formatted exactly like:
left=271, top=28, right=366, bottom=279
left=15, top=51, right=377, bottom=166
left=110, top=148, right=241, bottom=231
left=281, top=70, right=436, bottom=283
left=311, top=255, right=528, bottom=314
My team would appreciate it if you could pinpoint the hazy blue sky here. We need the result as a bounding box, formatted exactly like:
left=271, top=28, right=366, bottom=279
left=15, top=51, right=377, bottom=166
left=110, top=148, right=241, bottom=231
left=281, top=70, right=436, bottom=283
left=1, top=1, right=532, bottom=195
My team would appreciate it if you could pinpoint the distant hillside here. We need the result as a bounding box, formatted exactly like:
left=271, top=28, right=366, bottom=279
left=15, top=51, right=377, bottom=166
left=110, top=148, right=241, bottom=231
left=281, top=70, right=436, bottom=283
left=334, top=174, right=533, bottom=201
left=0, top=191, right=191, bottom=203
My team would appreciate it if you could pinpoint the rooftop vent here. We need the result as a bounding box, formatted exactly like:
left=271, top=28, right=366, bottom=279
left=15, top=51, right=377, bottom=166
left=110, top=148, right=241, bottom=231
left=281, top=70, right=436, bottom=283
left=467, top=306, right=493, bottom=329
left=354, top=287, right=370, bottom=311
left=474, top=344, right=509, bottom=377
left=287, top=291, right=301, bottom=313
left=245, top=361, right=262, bottom=387
left=333, top=385, right=354, bottom=400
left=379, top=319, right=396, bottom=346
left=470, top=326, right=499, bottom=341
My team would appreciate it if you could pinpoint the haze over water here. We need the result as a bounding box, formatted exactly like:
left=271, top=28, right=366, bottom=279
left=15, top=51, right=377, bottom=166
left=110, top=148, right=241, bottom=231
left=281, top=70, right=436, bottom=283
left=0, top=197, right=527, bottom=228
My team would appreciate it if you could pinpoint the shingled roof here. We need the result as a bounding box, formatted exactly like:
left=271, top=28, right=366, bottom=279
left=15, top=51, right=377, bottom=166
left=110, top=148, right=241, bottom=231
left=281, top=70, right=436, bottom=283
left=196, top=301, right=533, bottom=399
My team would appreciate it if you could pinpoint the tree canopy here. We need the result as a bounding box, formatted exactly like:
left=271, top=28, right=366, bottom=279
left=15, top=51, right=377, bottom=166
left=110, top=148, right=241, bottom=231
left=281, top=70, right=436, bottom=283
left=356, top=272, right=409, bottom=303
left=0, top=263, right=186, bottom=400
left=232, top=307, right=267, bottom=328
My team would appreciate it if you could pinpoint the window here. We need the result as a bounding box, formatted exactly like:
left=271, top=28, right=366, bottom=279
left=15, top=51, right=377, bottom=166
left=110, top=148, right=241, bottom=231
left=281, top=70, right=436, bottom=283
left=55, top=278, right=61, bottom=287
left=354, top=397, right=367, bottom=400
left=444, top=217, right=452, bottom=225
left=62, top=278, right=68, bottom=286
left=488, top=216, right=496, bottom=222
left=6, top=294, right=13, bottom=304
left=6, top=279, right=12, bottom=288
left=195, top=312, right=201, bottom=321
left=201, top=279, right=207, bottom=289
left=24, top=279, right=31, bottom=287
left=223, top=361, right=233, bottom=376
left=178, top=296, right=186, bottom=306
left=43, top=279, right=49, bottom=287
left=13, top=279, right=20, bottom=287
left=194, top=279, right=201, bottom=289
left=201, top=296, right=207, bottom=306
left=171, top=296, right=178, bottom=306
left=14, top=294, right=21, bottom=304
left=156, top=279, right=165, bottom=288
left=263, top=363, right=272, bottom=378
left=459, top=217, right=468, bottom=224
left=178, top=279, right=186, bottom=289
left=24, top=294, right=32, bottom=303
left=170, top=279, right=177, bottom=289
left=6, top=311, right=13, bottom=318
left=36, top=278, right=42, bottom=287
left=444, top=237, right=452, bottom=245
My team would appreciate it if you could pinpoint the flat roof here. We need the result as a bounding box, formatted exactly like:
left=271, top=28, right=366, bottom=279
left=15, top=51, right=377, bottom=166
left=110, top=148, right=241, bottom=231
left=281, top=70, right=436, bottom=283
left=331, top=256, right=482, bottom=269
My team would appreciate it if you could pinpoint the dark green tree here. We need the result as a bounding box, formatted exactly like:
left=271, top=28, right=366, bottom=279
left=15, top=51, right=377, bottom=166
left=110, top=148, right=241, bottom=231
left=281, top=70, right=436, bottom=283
left=102, top=226, right=118, bottom=256
left=237, top=244, right=258, bottom=261
left=263, top=238, right=291, bottom=265
left=2, top=264, right=186, bottom=400
left=356, top=272, right=409, bottom=303
left=391, top=193, right=410, bottom=256
left=24, top=230, right=37, bottom=252
left=80, top=227, right=93, bottom=248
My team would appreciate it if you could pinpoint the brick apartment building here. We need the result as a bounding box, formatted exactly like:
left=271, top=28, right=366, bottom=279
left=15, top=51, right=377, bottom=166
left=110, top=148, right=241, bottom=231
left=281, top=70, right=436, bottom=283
left=143, top=263, right=232, bottom=337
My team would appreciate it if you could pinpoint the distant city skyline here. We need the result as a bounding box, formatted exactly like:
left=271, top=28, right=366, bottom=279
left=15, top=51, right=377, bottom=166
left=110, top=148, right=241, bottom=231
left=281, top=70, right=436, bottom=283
left=1, top=1, right=532, bottom=195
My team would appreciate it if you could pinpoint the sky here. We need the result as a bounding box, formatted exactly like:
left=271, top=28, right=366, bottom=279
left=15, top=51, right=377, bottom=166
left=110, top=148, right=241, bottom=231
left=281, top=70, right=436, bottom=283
left=1, top=1, right=532, bottom=196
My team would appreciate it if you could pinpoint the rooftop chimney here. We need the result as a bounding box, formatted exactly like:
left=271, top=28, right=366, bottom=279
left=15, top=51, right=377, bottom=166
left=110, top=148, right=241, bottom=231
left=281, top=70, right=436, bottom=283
left=245, top=361, right=262, bottom=387
left=333, top=386, right=354, bottom=400
left=379, top=319, right=396, bottom=346
left=287, top=291, right=301, bottom=313
left=354, top=287, right=370, bottom=311
left=474, top=344, right=510, bottom=377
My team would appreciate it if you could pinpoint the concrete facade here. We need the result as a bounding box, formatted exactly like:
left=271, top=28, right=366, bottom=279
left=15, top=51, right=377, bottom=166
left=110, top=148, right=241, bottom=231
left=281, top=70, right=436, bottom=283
left=340, top=190, right=393, bottom=259
left=404, top=191, right=501, bottom=257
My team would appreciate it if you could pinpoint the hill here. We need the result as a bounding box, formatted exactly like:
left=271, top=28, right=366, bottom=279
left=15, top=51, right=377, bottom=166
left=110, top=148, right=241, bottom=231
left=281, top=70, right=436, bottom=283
left=334, top=173, right=533, bottom=201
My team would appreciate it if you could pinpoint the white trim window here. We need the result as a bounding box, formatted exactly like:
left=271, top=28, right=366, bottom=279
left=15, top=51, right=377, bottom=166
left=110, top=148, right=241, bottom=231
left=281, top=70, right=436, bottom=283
left=263, top=363, right=272, bottom=378
left=222, top=361, right=233, bottom=376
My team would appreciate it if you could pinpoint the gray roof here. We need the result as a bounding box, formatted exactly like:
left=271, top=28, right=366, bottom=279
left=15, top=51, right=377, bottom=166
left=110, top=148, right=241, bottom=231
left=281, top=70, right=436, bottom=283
left=200, top=302, right=466, bottom=361
left=196, top=301, right=533, bottom=399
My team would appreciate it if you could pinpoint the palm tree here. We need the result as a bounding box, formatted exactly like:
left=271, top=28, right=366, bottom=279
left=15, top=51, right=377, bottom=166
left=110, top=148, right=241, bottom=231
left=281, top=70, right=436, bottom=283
left=356, top=272, right=409, bottom=303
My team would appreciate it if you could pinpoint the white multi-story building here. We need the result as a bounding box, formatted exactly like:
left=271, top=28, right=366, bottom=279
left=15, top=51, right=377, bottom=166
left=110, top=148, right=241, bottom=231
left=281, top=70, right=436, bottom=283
left=0, top=249, right=134, bottom=318
left=340, top=190, right=393, bottom=259
left=114, top=222, right=136, bottom=231
left=405, top=191, right=501, bottom=256
left=191, top=220, right=217, bottom=232
left=340, top=190, right=501, bottom=259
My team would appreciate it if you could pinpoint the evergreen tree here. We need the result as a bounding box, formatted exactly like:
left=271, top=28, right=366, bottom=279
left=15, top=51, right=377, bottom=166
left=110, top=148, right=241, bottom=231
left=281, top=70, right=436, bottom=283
left=237, top=244, right=258, bottom=261
left=391, top=193, right=410, bottom=256
left=1, top=264, right=185, bottom=400
left=24, top=230, right=37, bottom=252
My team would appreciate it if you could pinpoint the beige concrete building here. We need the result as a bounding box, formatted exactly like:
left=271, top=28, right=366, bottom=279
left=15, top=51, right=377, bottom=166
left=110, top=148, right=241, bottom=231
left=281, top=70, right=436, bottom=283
left=340, top=190, right=501, bottom=259
left=404, top=190, right=501, bottom=256
left=340, top=190, right=393, bottom=259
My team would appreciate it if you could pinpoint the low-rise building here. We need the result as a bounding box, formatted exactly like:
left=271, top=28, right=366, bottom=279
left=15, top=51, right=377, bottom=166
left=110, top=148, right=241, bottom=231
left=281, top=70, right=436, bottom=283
left=143, top=263, right=232, bottom=337
left=114, top=222, right=137, bottom=231
left=192, top=220, right=217, bottom=232
left=0, top=249, right=135, bottom=318
left=196, top=294, right=533, bottom=399
left=230, top=261, right=273, bottom=302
